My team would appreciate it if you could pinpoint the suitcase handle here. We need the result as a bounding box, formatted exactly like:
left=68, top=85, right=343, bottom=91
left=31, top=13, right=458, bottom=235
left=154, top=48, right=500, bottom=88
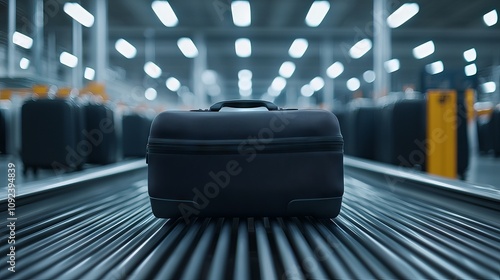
left=210, top=100, right=279, bottom=111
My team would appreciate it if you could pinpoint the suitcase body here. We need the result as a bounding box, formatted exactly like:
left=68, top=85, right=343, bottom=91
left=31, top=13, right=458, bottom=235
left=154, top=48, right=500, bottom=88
left=21, top=98, right=84, bottom=173
left=84, top=104, right=119, bottom=164
left=147, top=100, right=344, bottom=220
left=493, top=109, right=500, bottom=157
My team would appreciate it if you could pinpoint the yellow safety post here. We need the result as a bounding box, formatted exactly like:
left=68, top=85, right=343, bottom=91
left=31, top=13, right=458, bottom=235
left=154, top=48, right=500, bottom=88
left=465, top=89, right=475, bottom=123
left=426, top=90, right=457, bottom=179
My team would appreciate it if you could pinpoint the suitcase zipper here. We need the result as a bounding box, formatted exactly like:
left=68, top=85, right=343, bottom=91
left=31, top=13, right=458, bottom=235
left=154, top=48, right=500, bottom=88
left=147, top=136, right=343, bottom=155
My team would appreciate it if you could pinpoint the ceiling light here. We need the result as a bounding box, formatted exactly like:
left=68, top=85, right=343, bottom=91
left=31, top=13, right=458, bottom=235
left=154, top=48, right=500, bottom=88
left=413, top=40, right=434, bottom=59
left=305, top=1, right=330, bottom=27
left=84, top=67, right=95, bottom=80
left=279, top=61, right=296, bottom=78
left=326, top=62, right=344, bottom=78
left=464, top=64, right=477, bottom=77
left=235, top=38, right=251, bottom=57
left=349, top=39, right=372, bottom=59
left=310, top=76, right=325, bottom=91
left=115, top=39, right=137, bottom=59
left=231, top=1, right=251, bottom=27
left=384, top=58, right=400, bottom=73
left=63, top=3, right=94, bottom=27
left=145, top=88, right=157, bottom=101
left=60, top=52, right=78, bottom=68
left=239, top=88, right=252, bottom=97
left=268, top=87, right=281, bottom=97
left=271, top=76, right=287, bottom=92
left=144, top=61, right=162, bottom=78
left=387, top=3, right=419, bottom=28
left=481, top=82, right=496, bottom=93
left=301, top=84, right=314, bottom=97
left=238, top=69, right=252, bottom=80
left=201, top=70, right=217, bottom=85
left=177, top=37, right=199, bottom=58
left=363, top=70, right=376, bottom=83
left=19, top=57, right=30, bottom=70
left=151, top=1, right=178, bottom=27
left=483, top=9, right=498, bottom=26
left=463, top=48, right=476, bottom=62
left=208, top=85, right=221, bottom=97
left=425, top=61, right=444, bottom=75
left=347, top=78, right=361, bottom=91
left=288, top=39, right=308, bottom=58
left=238, top=79, right=252, bottom=91
left=166, top=77, right=181, bottom=91
left=12, top=31, right=33, bottom=49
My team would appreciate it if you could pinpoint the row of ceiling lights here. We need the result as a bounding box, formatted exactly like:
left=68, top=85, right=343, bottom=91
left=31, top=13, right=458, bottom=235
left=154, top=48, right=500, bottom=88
left=10, top=1, right=499, bottom=97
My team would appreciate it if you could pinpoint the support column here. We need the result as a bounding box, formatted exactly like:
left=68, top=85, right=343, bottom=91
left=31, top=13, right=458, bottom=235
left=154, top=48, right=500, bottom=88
left=321, top=40, right=334, bottom=110
left=192, top=34, right=207, bottom=108
left=72, top=20, right=83, bottom=88
left=33, top=0, right=44, bottom=76
left=8, top=0, right=16, bottom=77
left=47, top=32, right=56, bottom=79
left=373, top=0, right=391, bottom=98
left=93, top=0, right=108, bottom=82
left=144, top=28, right=155, bottom=63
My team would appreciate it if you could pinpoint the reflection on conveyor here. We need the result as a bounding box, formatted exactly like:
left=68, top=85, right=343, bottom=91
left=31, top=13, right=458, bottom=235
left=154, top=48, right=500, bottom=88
left=1, top=165, right=499, bottom=279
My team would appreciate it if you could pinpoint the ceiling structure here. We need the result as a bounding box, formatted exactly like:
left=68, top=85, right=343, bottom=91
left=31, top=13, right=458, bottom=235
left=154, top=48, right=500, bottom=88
left=1, top=0, right=499, bottom=107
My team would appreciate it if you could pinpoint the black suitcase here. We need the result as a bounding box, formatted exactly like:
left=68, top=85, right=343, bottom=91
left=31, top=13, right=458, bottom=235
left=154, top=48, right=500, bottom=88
left=147, top=100, right=344, bottom=220
left=84, top=104, right=119, bottom=164
left=0, top=107, right=7, bottom=155
left=375, top=99, right=427, bottom=170
left=21, top=98, right=84, bottom=174
left=122, top=114, right=152, bottom=157
left=346, top=105, right=377, bottom=160
left=493, top=109, right=500, bottom=157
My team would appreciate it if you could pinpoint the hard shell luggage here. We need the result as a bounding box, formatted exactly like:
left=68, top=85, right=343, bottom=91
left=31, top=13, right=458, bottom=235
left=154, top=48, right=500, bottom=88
left=21, top=98, right=84, bottom=174
left=84, top=104, right=119, bottom=164
left=493, top=109, right=500, bottom=157
left=147, top=100, right=344, bottom=220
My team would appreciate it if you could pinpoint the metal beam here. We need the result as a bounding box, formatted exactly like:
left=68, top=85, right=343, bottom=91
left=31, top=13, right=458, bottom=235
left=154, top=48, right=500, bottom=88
left=72, top=20, right=83, bottom=88
left=373, top=0, right=391, bottom=98
left=33, top=0, right=44, bottom=76
left=8, top=0, right=16, bottom=77
left=93, top=0, right=108, bottom=82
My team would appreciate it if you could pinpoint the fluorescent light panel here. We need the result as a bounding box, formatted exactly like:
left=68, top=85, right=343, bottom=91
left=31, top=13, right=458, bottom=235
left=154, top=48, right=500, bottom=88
left=310, top=77, right=325, bottom=91
left=305, top=1, right=330, bottom=27
left=238, top=79, right=252, bottom=91
left=115, top=39, right=137, bottom=59
left=19, top=57, right=30, bottom=69
left=166, top=77, right=181, bottom=91
left=483, top=9, right=498, bottom=26
left=231, top=1, right=251, bottom=27
left=363, top=70, right=376, bottom=83
left=384, top=59, right=400, bottom=73
left=347, top=78, right=360, bottom=91
left=235, top=38, right=251, bottom=57
left=464, top=64, right=477, bottom=77
left=413, top=40, right=435, bottom=59
left=279, top=61, right=296, bottom=78
left=151, top=1, right=178, bottom=27
left=463, top=48, right=476, bottom=62
left=301, top=84, right=314, bottom=97
left=202, top=70, right=217, bottom=85
left=60, top=52, right=78, bottom=68
left=144, top=61, right=162, bottom=78
left=271, top=76, right=287, bottom=92
left=425, top=61, right=444, bottom=75
left=239, top=89, right=252, bottom=97
left=387, top=3, right=419, bottom=28
left=177, top=37, right=199, bottom=58
left=63, top=3, right=94, bottom=27
left=326, top=62, right=344, bottom=78
left=288, top=39, right=308, bottom=58
left=238, top=69, right=252, bottom=80
left=145, top=88, right=157, bottom=101
left=349, top=39, right=372, bottom=59
left=84, top=67, right=95, bottom=80
left=12, top=31, right=33, bottom=49
left=481, top=82, right=496, bottom=93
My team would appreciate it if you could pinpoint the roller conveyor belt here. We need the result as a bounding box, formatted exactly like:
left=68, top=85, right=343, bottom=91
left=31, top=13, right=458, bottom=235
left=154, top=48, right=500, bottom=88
left=1, top=158, right=499, bottom=279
